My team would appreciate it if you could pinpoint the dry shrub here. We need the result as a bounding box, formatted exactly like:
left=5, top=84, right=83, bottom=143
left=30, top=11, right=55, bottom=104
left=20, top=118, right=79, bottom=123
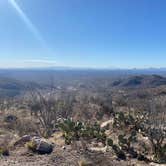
left=0, top=134, right=16, bottom=156
left=14, top=118, right=38, bottom=136
left=2, top=114, right=38, bottom=136
left=28, top=90, right=75, bottom=137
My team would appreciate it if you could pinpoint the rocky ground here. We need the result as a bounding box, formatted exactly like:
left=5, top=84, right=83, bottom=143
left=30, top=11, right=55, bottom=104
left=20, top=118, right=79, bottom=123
left=0, top=144, right=161, bottom=166
left=0, top=121, right=165, bottom=166
left=0, top=110, right=165, bottom=166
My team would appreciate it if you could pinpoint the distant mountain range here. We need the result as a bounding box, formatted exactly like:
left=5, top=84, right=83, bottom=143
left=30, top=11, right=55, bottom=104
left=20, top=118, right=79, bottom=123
left=1, top=66, right=166, bottom=71
left=0, top=68, right=166, bottom=97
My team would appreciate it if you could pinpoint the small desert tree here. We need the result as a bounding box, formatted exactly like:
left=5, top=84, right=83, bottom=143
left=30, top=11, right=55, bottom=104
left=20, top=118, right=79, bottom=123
left=145, top=97, right=166, bottom=163
left=28, top=89, right=75, bottom=137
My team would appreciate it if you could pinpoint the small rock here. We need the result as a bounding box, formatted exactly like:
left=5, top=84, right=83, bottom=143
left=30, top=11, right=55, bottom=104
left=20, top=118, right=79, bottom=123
left=62, top=146, right=66, bottom=150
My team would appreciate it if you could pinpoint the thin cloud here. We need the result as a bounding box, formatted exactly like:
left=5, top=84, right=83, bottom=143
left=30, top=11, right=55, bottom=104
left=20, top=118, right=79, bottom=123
left=24, top=59, right=56, bottom=65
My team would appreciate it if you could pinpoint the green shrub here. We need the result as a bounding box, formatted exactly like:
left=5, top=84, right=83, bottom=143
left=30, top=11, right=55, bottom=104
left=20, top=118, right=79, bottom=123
left=118, top=130, right=137, bottom=150
left=113, top=112, right=145, bottom=132
left=107, top=138, right=113, bottom=146
left=110, top=143, right=126, bottom=160
left=59, top=119, right=106, bottom=145
left=82, top=122, right=106, bottom=144
left=107, top=137, right=126, bottom=160
left=58, top=119, right=83, bottom=144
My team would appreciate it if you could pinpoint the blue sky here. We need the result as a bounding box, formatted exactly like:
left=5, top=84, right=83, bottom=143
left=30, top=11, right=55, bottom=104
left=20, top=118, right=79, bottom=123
left=0, top=0, right=166, bottom=68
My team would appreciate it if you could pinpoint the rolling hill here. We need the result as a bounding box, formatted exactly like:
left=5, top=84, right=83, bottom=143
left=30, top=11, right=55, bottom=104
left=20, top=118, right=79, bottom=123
left=112, top=74, right=166, bottom=88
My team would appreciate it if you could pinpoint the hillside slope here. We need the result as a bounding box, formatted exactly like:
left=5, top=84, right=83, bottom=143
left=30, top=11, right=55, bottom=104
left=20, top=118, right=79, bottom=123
left=0, top=77, right=38, bottom=97
left=112, top=75, right=166, bottom=88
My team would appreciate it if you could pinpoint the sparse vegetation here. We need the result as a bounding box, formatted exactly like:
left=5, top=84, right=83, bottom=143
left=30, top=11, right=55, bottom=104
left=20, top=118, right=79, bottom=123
left=59, top=118, right=106, bottom=145
left=28, top=89, right=75, bottom=137
left=0, top=73, right=165, bottom=165
left=147, top=128, right=166, bottom=163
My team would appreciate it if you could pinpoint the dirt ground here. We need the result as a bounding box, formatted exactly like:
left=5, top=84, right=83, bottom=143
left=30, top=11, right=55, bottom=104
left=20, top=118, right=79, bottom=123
left=0, top=145, right=155, bottom=166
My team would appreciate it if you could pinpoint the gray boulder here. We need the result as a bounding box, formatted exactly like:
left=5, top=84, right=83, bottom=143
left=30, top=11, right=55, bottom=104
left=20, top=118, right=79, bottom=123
left=30, top=137, right=53, bottom=154
left=14, top=135, right=53, bottom=154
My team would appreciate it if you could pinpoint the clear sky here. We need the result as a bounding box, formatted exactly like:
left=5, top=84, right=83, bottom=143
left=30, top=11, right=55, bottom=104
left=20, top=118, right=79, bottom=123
left=0, top=0, right=166, bottom=68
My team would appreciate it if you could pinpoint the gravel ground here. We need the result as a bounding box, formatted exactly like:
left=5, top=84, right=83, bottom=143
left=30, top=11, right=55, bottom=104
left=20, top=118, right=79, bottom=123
left=0, top=151, right=153, bottom=166
left=0, top=145, right=161, bottom=166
